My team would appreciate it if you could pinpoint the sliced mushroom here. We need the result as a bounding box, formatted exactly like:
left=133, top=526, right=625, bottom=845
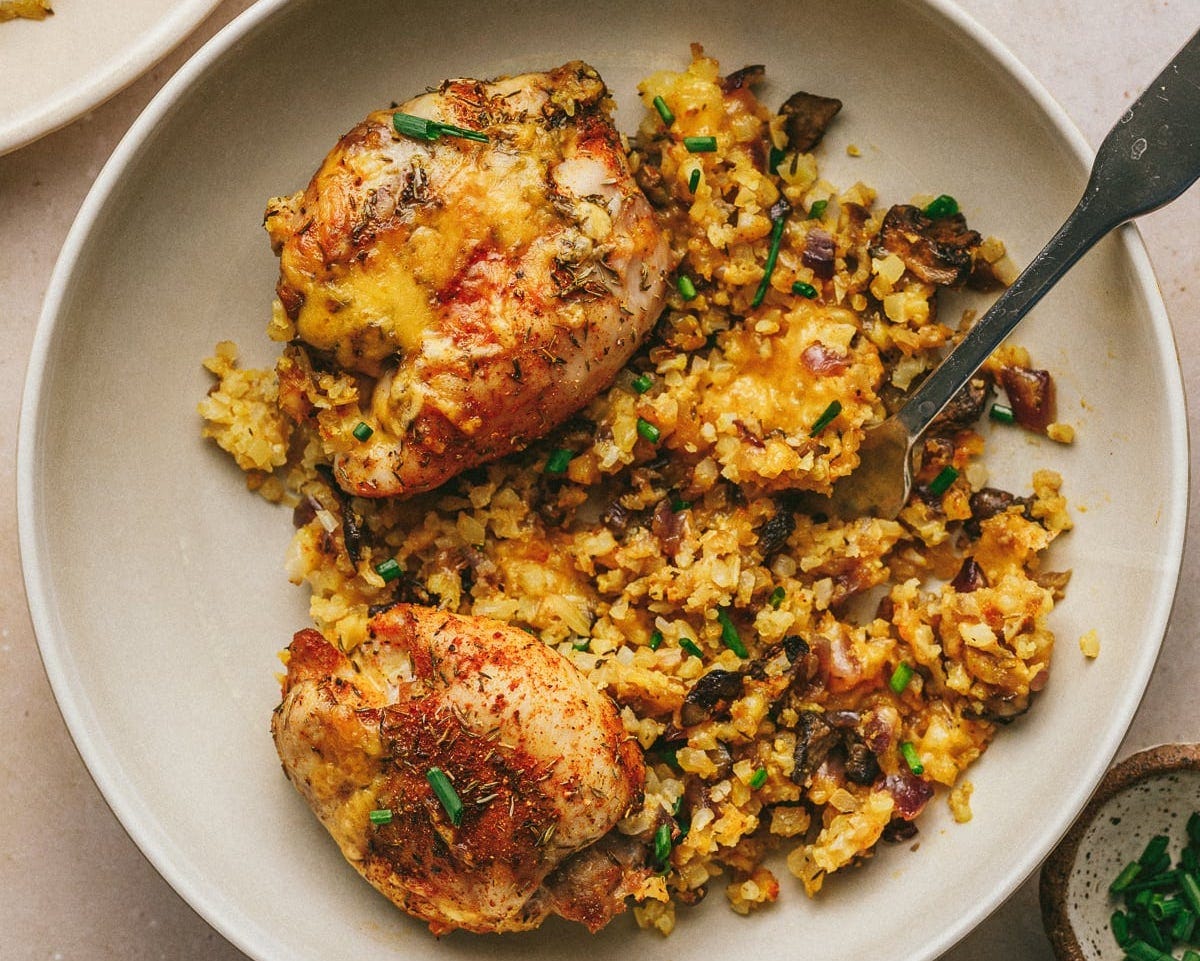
left=870, top=204, right=981, bottom=287
left=779, top=90, right=843, bottom=153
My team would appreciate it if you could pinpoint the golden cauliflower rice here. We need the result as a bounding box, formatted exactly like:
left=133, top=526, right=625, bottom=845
left=202, top=47, right=1073, bottom=934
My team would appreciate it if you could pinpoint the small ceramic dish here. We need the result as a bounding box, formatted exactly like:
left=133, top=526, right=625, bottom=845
left=1041, top=744, right=1200, bottom=960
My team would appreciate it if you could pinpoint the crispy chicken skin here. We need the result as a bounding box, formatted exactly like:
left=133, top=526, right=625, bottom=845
left=271, top=605, right=647, bottom=934
left=266, top=62, right=671, bottom=498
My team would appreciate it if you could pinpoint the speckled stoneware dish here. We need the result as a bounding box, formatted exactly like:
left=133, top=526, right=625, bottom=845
left=1041, top=745, right=1200, bottom=961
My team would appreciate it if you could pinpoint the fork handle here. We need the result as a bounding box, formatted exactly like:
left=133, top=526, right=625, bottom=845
left=895, top=26, right=1200, bottom=438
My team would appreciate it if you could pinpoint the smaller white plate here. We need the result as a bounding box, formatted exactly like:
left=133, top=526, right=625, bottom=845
left=0, top=0, right=224, bottom=155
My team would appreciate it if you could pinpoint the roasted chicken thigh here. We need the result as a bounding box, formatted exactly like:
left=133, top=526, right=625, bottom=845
left=266, top=62, right=670, bottom=498
left=271, top=605, right=648, bottom=934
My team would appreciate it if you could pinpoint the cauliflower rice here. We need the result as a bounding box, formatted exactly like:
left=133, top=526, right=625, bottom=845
left=200, top=47, right=1073, bottom=934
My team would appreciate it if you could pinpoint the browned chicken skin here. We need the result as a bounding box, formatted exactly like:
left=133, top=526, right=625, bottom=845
left=265, top=62, right=671, bottom=498
left=271, top=605, right=648, bottom=934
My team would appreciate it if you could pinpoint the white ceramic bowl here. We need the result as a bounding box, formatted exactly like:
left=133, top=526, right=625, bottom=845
left=18, top=1, right=1188, bottom=960
left=0, top=0, right=223, bottom=155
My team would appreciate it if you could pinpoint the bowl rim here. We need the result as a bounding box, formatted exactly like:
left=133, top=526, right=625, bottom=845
left=0, top=0, right=226, bottom=155
left=16, top=0, right=1191, bottom=959
left=1039, top=744, right=1200, bottom=961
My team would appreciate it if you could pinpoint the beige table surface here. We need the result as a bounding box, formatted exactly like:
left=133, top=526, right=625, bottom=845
left=1, top=1, right=1197, bottom=957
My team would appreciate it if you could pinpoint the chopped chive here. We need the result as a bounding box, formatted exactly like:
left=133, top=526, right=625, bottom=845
left=352, top=421, right=374, bottom=441
left=1112, top=861, right=1144, bottom=893
left=807, top=199, right=828, bottom=219
left=636, top=417, right=661, bottom=443
left=683, top=135, right=718, bottom=153
left=716, top=607, right=749, bottom=658
left=653, top=822, right=673, bottom=866
left=631, top=372, right=654, bottom=394
left=677, top=275, right=698, bottom=300
left=1122, top=869, right=1180, bottom=893
left=392, top=112, right=489, bottom=143
left=809, top=399, right=842, bottom=436
left=434, top=121, right=489, bottom=143
left=989, top=402, right=1016, bottom=424
left=768, top=145, right=787, bottom=173
left=393, top=112, right=438, bottom=140
left=900, top=741, right=924, bottom=775
left=688, top=167, right=702, bottom=192
left=1148, top=893, right=1183, bottom=921
left=1141, top=835, right=1172, bottom=867
left=792, top=280, right=818, bottom=299
left=1184, top=950, right=1200, bottom=961
left=1181, top=872, right=1200, bottom=915
left=769, top=586, right=786, bottom=609
left=426, top=767, right=463, bottom=826
left=749, top=767, right=768, bottom=789
left=1184, top=847, right=1200, bottom=874
left=572, top=638, right=591, bottom=652
left=671, top=497, right=692, bottom=511
left=889, top=662, right=914, bottom=694
left=649, top=629, right=663, bottom=650
left=1126, top=941, right=1174, bottom=961
left=368, top=808, right=393, bottom=825
left=923, top=194, right=959, bottom=218
left=750, top=209, right=788, bottom=308
left=1112, top=909, right=1133, bottom=947
left=544, top=448, right=574, bottom=474
left=652, top=95, right=675, bottom=127
left=928, top=465, right=959, bottom=496
left=374, top=557, right=403, bottom=583
left=1171, top=905, right=1195, bottom=940
left=1188, top=811, right=1200, bottom=846
left=680, top=637, right=704, bottom=658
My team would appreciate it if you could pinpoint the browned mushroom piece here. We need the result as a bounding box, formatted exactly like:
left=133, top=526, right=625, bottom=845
left=998, top=364, right=1057, bottom=433
left=870, top=203, right=982, bottom=286
left=779, top=90, right=843, bottom=153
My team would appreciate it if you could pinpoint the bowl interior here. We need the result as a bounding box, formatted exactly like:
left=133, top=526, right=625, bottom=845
left=19, top=1, right=1187, bottom=960
left=0, top=0, right=223, bottom=154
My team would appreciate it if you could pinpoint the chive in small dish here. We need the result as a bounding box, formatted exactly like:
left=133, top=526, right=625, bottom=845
left=1041, top=745, right=1200, bottom=961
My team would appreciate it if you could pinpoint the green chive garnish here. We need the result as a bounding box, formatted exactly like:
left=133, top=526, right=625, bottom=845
left=426, top=767, right=463, bottom=826
left=653, top=95, right=675, bottom=127
left=393, top=112, right=488, bottom=143
left=680, top=638, right=704, bottom=659
left=750, top=210, right=788, bottom=308
left=809, top=399, right=842, bottom=436
left=900, top=741, right=924, bottom=775
left=1181, top=872, right=1200, bottom=915
left=631, top=372, right=654, bottom=394
left=792, top=280, right=818, bottom=299
left=928, top=465, right=959, bottom=496
left=677, top=275, right=698, bottom=300
left=683, top=135, right=718, bottom=153
left=352, top=421, right=374, bottom=441
left=769, top=586, right=785, bottom=609
left=375, top=557, right=403, bottom=582
left=1141, top=835, right=1171, bottom=869
left=544, top=448, right=573, bottom=474
left=989, top=402, right=1015, bottom=424
left=671, top=497, right=692, bottom=511
left=923, top=194, right=959, bottom=218
left=768, top=146, right=787, bottom=173
left=749, top=767, right=768, bottom=789
left=688, top=167, right=701, bottom=192
left=807, top=199, right=828, bottom=219
left=1111, top=862, right=1144, bottom=894
left=716, top=607, right=748, bottom=658
left=572, top=638, right=591, bottom=652
left=1112, top=910, right=1133, bottom=947
left=648, top=629, right=663, bottom=650
left=889, top=662, right=914, bottom=694
left=368, top=808, right=393, bottom=825
left=653, top=822, right=673, bottom=866
left=636, top=418, right=661, bottom=444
